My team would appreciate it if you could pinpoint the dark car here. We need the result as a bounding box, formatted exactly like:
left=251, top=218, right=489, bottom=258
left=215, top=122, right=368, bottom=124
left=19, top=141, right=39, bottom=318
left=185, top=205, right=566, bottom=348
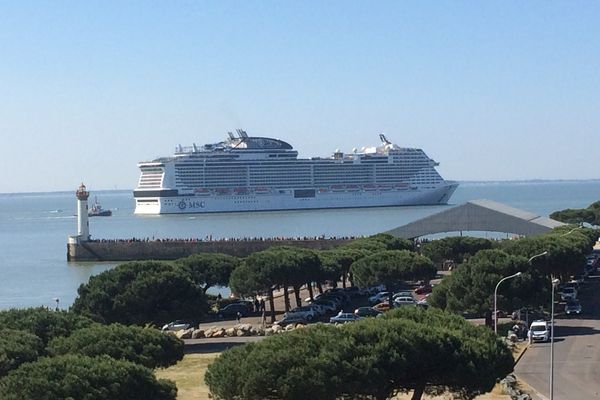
left=354, top=307, right=382, bottom=318
left=274, top=314, right=309, bottom=327
left=217, top=303, right=251, bottom=318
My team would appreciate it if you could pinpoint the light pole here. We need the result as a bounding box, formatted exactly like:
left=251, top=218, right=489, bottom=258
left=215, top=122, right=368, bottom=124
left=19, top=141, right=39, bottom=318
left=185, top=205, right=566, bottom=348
left=528, top=251, right=548, bottom=264
left=53, top=298, right=59, bottom=311
left=550, top=277, right=560, bottom=400
left=494, top=272, right=522, bottom=334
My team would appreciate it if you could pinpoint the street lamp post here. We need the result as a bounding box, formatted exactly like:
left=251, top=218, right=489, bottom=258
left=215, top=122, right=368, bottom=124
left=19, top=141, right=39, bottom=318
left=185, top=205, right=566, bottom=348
left=53, top=298, right=59, bottom=311
left=550, top=278, right=560, bottom=400
left=494, top=272, right=522, bottom=334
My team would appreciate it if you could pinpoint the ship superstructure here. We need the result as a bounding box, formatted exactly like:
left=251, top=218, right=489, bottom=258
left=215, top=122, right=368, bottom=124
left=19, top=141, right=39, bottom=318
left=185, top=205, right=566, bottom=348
left=134, top=130, right=458, bottom=214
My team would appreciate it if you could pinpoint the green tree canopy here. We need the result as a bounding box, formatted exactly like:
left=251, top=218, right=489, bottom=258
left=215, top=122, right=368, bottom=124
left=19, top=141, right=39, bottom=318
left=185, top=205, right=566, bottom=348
left=205, top=307, right=513, bottom=400
left=175, top=253, right=240, bottom=293
left=500, top=228, right=594, bottom=280
left=351, top=250, right=436, bottom=306
left=0, top=308, right=92, bottom=346
left=550, top=201, right=600, bottom=225
left=48, top=323, right=184, bottom=369
left=72, top=261, right=209, bottom=325
left=0, top=329, right=43, bottom=377
left=419, top=236, right=494, bottom=265
left=344, top=233, right=413, bottom=253
left=0, top=354, right=177, bottom=400
left=428, top=249, right=547, bottom=315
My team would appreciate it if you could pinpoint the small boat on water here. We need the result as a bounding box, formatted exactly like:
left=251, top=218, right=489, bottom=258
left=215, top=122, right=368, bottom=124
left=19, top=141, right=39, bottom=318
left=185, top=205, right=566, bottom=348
left=88, top=198, right=112, bottom=217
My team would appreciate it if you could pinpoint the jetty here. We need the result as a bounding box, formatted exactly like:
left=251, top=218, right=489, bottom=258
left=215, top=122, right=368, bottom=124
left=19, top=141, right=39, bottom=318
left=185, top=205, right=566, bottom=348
left=66, top=184, right=351, bottom=262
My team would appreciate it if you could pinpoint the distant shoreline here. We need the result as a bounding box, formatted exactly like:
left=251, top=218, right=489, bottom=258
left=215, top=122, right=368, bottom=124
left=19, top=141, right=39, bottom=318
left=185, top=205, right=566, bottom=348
left=1, top=179, right=599, bottom=196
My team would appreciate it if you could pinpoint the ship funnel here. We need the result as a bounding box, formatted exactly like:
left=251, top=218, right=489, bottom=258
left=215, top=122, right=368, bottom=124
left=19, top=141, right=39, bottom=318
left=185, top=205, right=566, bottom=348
left=379, top=134, right=391, bottom=144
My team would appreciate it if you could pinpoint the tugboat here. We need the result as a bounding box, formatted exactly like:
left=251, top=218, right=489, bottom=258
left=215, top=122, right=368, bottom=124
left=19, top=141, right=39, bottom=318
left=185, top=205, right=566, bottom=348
left=88, top=197, right=112, bottom=217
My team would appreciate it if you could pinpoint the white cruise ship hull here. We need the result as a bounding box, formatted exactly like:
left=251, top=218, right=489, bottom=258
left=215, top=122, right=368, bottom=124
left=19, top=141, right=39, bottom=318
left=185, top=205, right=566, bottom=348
left=134, top=183, right=458, bottom=215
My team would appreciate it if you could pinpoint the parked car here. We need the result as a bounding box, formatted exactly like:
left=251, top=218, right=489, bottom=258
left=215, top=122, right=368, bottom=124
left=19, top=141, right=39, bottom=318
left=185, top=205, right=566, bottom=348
left=369, top=291, right=389, bottom=305
left=560, top=286, right=577, bottom=301
left=217, top=303, right=251, bottom=318
left=393, top=296, right=417, bottom=307
left=564, top=300, right=582, bottom=315
left=354, top=306, right=382, bottom=317
left=343, top=286, right=364, bottom=298
left=372, top=302, right=392, bottom=312
left=393, top=291, right=414, bottom=300
left=330, top=312, right=363, bottom=324
left=305, top=303, right=326, bottom=316
left=414, top=284, right=433, bottom=295
left=161, top=320, right=191, bottom=331
left=286, top=306, right=318, bottom=321
left=312, top=299, right=339, bottom=313
left=230, top=300, right=255, bottom=312
left=529, top=320, right=551, bottom=342
left=274, top=314, right=309, bottom=327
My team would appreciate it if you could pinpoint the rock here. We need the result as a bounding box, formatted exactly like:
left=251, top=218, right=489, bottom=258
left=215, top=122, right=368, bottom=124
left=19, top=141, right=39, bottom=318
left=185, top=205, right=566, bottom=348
left=271, top=324, right=283, bottom=333
left=191, top=329, right=205, bottom=339
left=212, top=328, right=225, bottom=338
left=285, top=324, right=295, bottom=331
left=265, top=328, right=274, bottom=336
left=176, top=328, right=193, bottom=339
left=236, top=323, right=253, bottom=332
left=225, top=327, right=236, bottom=337
left=295, top=323, right=306, bottom=329
left=236, top=329, right=246, bottom=336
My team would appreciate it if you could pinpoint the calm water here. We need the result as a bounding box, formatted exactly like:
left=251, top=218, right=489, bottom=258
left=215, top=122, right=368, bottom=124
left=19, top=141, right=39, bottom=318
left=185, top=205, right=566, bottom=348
left=1, top=180, right=599, bottom=310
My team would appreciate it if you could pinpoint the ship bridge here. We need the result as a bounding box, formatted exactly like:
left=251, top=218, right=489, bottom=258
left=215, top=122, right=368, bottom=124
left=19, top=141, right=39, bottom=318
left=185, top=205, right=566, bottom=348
left=386, top=199, right=565, bottom=239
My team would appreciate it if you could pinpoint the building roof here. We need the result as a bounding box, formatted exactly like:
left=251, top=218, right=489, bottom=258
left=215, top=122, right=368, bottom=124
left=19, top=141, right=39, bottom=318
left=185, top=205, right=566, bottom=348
left=386, top=199, right=565, bottom=239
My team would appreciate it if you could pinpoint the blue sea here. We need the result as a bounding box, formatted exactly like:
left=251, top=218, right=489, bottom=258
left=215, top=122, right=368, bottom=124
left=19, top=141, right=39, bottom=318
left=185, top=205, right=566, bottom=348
left=1, top=180, right=599, bottom=310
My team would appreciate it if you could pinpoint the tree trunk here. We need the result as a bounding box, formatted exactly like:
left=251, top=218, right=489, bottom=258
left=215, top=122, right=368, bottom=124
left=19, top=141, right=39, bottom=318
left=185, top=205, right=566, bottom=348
left=307, top=282, right=314, bottom=301
left=411, top=382, right=426, bottom=400
left=268, top=288, right=276, bottom=323
left=283, top=286, right=291, bottom=312
left=388, top=288, right=394, bottom=311
left=293, top=285, right=302, bottom=307
left=341, top=273, right=347, bottom=288
left=348, top=271, right=354, bottom=286
left=317, top=282, right=323, bottom=294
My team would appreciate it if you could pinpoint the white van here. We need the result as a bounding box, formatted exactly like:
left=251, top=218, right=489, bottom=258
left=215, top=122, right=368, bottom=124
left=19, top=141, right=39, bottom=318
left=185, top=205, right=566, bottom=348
left=529, top=320, right=551, bottom=342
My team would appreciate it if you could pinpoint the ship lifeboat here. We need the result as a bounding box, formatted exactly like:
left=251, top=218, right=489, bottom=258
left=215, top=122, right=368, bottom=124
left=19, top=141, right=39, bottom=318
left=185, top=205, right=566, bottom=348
left=331, top=185, right=346, bottom=192
left=394, top=183, right=409, bottom=190
left=215, top=188, right=230, bottom=195
left=233, top=187, right=249, bottom=195
left=194, top=188, right=211, bottom=195
left=363, top=184, right=377, bottom=191
left=378, top=185, right=392, bottom=191
left=346, top=185, right=360, bottom=192
left=253, top=187, right=271, bottom=195
left=318, top=188, right=329, bottom=193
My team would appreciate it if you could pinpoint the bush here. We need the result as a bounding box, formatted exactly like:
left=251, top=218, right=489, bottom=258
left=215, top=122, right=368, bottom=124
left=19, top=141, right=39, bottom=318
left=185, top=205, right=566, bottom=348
left=0, top=329, right=44, bottom=377
left=72, top=261, right=209, bottom=325
left=0, top=354, right=177, bottom=400
left=48, top=323, right=184, bottom=369
left=0, top=307, right=92, bottom=346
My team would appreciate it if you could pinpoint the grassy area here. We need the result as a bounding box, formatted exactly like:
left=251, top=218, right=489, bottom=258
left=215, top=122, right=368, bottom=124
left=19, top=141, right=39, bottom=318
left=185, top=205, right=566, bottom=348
left=156, top=353, right=219, bottom=400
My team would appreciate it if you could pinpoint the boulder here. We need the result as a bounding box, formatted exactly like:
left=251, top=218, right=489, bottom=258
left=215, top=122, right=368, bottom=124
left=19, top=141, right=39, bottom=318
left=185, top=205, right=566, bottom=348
left=236, top=329, right=246, bottom=336
left=285, top=324, right=295, bottom=331
left=176, top=328, right=193, bottom=339
left=265, top=328, right=274, bottom=336
left=225, top=327, right=236, bottom=337
left=271, top=324, right=283, bottom=333
left=191, top=329, right=205, bottom=339
left=213, top=328, right=225, bottom=338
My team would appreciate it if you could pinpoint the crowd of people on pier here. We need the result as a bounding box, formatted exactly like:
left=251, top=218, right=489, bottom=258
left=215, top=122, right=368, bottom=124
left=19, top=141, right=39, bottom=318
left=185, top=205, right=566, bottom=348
left=88, top=235, right=362, bottom=244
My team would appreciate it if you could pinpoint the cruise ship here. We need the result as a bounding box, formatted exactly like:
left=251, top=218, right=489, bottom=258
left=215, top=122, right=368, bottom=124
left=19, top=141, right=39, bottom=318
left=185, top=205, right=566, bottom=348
left=134, top=130, right=458, bottom=214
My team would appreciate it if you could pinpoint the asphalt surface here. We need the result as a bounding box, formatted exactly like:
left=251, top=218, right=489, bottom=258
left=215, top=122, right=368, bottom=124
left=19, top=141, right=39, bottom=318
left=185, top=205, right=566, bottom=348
left=515, top=276, right=600, bottom=400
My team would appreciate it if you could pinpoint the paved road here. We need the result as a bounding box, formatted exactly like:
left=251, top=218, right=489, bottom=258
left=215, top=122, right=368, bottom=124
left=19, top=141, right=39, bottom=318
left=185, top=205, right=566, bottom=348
left=515, top=277, right=600, bottom=400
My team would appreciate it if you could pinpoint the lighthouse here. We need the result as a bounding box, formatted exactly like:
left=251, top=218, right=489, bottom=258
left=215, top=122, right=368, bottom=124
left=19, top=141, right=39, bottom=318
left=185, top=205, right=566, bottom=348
left=75, top=183, right=90, bottom=241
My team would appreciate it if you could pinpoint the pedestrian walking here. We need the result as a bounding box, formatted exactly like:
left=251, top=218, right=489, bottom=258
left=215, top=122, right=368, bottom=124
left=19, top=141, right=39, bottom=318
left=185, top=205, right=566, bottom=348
left=236, top=311, right=242, bottom=323
left=254, top=299, right=260, bottom=313
left=260, top=298, right=266, bottom=312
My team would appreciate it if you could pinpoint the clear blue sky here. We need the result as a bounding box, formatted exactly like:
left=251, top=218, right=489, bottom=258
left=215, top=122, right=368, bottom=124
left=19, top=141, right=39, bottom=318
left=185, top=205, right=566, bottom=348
left=1, top=1, right=598, bottom=193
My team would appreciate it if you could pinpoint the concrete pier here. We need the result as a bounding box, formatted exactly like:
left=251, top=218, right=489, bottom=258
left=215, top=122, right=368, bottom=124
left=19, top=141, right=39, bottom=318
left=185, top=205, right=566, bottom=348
left=67, top=238, right=352, bottom=262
